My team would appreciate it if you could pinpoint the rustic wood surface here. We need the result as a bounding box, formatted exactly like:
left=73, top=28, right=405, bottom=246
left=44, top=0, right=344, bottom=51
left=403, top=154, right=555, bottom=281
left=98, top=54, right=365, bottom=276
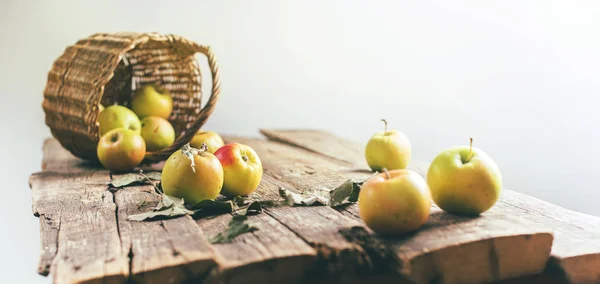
left=29, top=130, right=600, bottom=284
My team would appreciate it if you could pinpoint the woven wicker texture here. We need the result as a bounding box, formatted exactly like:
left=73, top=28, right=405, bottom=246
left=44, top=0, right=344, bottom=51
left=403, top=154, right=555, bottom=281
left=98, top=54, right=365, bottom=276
left=43, top=32, right=220, bottom=162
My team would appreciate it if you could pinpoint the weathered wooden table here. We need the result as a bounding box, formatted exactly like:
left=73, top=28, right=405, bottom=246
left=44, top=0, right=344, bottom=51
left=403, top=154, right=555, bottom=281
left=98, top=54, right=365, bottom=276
left=29, top=130, right=600, bottom=284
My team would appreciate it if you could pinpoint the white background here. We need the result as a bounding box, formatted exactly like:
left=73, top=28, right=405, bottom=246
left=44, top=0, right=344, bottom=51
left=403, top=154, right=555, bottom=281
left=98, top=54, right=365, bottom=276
left=2, top=1, right=600, bottom=282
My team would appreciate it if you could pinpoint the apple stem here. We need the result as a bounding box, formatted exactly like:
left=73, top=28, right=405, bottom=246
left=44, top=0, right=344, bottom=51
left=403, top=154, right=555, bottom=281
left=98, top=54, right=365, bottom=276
left=466, top=137, right=474, bottom=162
left=382, top=168, right=391, bottom=179
left=381, top=119, right=388, bottom=134
left=199, top=143, right=208, bottom=154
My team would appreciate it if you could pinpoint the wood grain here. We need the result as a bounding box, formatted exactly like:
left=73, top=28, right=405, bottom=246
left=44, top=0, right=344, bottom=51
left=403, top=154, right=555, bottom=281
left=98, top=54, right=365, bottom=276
left=197, top=212, right=317, bottom=284
left=29, top=171, right=128, bottom=284
left=496, top=191, right=600, bottom=283
left=114, top=184, right=217, bottom=284
left=40, top=139, right=103, bottom=174
left=260, top=129, right=367, bottom=167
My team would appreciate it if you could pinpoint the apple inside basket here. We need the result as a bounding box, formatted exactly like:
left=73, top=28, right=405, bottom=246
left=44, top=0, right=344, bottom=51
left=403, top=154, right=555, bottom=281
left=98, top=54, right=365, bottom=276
left=42, top=32, right=221, bottom=163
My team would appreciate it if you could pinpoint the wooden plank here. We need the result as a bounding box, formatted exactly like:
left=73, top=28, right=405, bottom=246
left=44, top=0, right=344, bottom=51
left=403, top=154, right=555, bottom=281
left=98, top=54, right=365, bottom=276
left=29, top=170, right=128, bottom=284
left=341, top=203, right=553, bottom=283
left=33, top=134, right=599, bottom=283
left=36, top=138, right=321, bottom=283
left=223, top=136, right=404, bottom=281
left=35, top=139, right=219, bottom=283
left=197, top=212, right=317, bottom=284
left=113, top=184, right=217, bottom=284
left=253, top=131, right=555, bottom=283
left=40, top=138, right=102, bottom=173
left=261, top=129, right=600, bottom=283
left=260, top=129, right=367, bottom=167
left=496, top=191, right=600, bottom=283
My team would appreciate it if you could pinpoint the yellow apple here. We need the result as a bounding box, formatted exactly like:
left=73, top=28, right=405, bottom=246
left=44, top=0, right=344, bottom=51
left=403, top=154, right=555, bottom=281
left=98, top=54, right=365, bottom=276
left=97, top=128, right=146, bottom=172
left=190, top=131, right=224, bottom=154
left=98, top=104, right=104, bottom=113
left=214, top=143, right=263, bottom=197
left=427, top=138, right=502, bottom=215
left=161, top=148, right=224, bottom=204
left=365, top=119, right=411, bottom=171
left=359, top=169, right=431, bottom=236
left=130, top=84, right=173, bottom=119
left=97, top=105, right=141, bottom=136
left=140, top=116, right=176, bottom=152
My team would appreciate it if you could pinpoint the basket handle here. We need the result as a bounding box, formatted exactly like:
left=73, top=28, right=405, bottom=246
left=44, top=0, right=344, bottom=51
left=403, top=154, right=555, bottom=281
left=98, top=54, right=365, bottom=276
left=144, top=42, right=221, bottom=162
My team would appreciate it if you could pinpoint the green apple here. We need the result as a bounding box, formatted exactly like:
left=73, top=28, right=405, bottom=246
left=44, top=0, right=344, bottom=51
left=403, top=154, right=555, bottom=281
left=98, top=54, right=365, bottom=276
left=140, top=116, right=176, bottom=152
left=97, top=128, right=146, bottom=172
left=359, top=169, right=431, bottom=236
left=427, top=138, right=502, bottom=215
left=97, top=105, right=141, bottom=136
left=365, top=119, right=411, bottom=171
left=130, top=84, right=173, bottom=119
left=162, top=148, right=224, bottom=204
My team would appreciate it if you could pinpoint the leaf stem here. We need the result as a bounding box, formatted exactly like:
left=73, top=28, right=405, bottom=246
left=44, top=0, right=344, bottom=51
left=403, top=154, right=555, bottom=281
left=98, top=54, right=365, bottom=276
left=139, top=170, right=162, bottom=194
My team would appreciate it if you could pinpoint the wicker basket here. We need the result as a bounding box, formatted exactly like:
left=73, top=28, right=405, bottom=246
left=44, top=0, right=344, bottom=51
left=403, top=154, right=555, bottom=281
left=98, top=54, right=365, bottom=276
left=42, top=32, right=220, bottom=163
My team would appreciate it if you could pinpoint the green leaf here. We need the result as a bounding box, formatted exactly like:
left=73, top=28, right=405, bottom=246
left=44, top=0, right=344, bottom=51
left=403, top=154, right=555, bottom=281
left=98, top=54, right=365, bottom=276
left=329, top=179, right=355, bottom=207
left=208, top=215, right=259, bottom=244
left=192, top=199, right=235, bottom=214
left=127, top=206, right=194, bottom=222
left=144, top=171, right=162, bottom=181
left=233, top=196, right=248, bottom=206
left=347, top=181, right=362, bottom=203
left=235, top=201, right=262, bottom=216
left=279, top=187, right=324, bottom=206
left=279, top=173, right=377, bottom=207
left=127, top=194, right=192, bottom=221
left=156, top=194, right=184, bottom=210
left=108, top=171, right=161, bottom=188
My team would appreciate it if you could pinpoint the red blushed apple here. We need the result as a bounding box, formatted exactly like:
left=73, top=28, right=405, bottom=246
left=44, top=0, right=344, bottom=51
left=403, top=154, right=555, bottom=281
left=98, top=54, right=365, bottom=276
left=214, top=143, right=263, bottom=197
left=97, top=128, right=146, bottom=172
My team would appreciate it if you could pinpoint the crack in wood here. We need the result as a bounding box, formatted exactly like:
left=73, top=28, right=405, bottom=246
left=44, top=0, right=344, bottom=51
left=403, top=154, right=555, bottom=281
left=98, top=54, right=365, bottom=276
left=338, top=226, right=398, bottom=276
left=159, top=220, right=197, bottom=282
left=263, top=207, right=380, bottom=281
left=111, top=189, right=123, bottom=251
left=38, top=214, right=61, bottom=276
left=489, top=239, right=500, bottom=280
left=127, top=245, right=134, bottom=284
left=109, top=187, right=131, bottom=283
